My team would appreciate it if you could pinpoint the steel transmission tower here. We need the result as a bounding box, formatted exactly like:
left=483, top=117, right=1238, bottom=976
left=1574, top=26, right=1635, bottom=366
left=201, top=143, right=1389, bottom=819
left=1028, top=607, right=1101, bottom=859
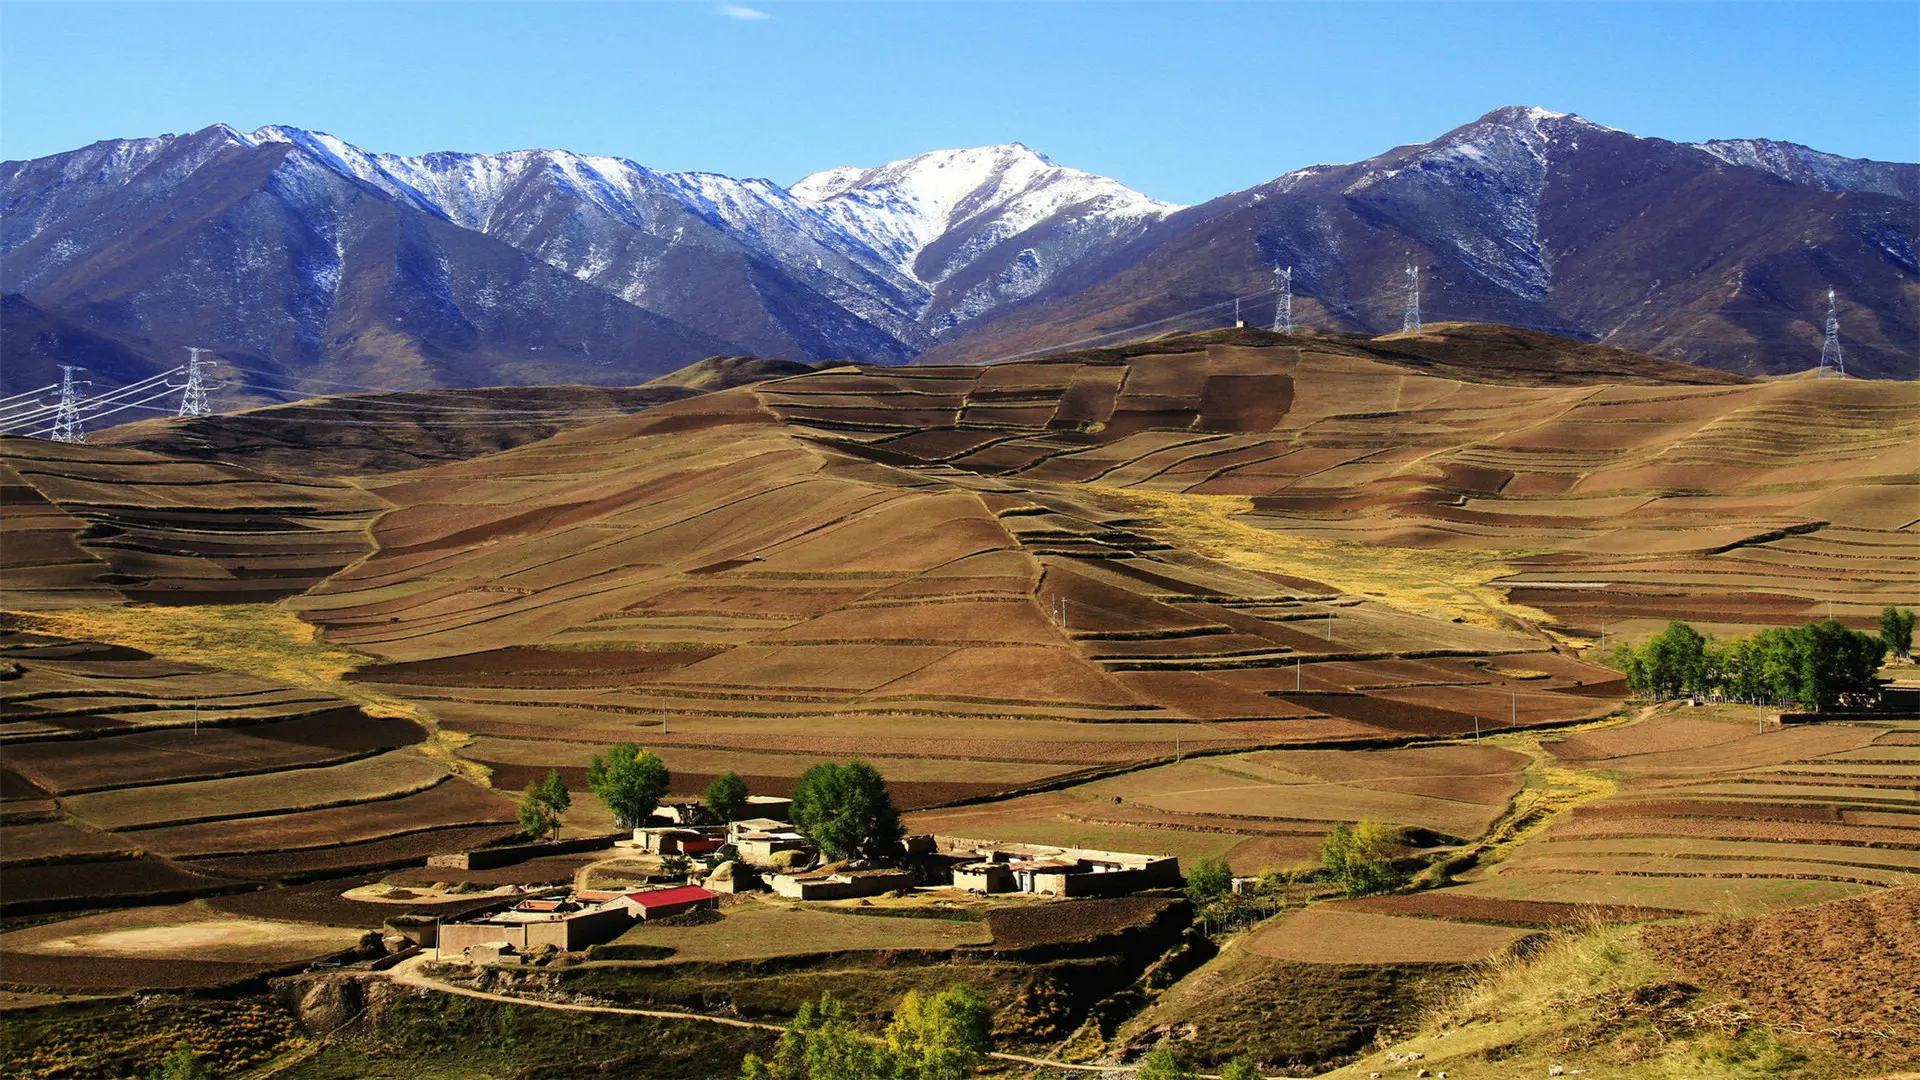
left=177, top=347, right=213, bottom=417
left=1401, top=265, right=1422, bottom=334
left=1818, top=289, right=1846, bottom=378
left=1272, top=266, right=1293, bottom=332
left=50, top=366, right=90, bottom=443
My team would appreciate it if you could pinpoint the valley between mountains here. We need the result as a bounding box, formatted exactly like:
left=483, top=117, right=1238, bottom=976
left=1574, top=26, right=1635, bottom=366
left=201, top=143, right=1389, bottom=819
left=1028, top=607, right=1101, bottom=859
left=2, top=324, right=1915, bottom=1077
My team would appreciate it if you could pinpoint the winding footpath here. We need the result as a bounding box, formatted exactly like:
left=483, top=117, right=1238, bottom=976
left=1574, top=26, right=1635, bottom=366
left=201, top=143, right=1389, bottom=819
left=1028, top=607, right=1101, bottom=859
left=373, top=954, right=1197, bottom=1075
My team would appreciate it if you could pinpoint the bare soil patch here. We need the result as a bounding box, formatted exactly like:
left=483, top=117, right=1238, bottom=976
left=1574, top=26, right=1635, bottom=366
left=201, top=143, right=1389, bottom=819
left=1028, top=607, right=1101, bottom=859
left=0, top=855, right=237, bottom=910
left=126, top=779, right=514, bottom=857
left=983, top=897, right=1174, bottom=950
left=1247, top=906, right=1536, bottom=964
left=186, top=822, right=522, bottom=881
left=1643, top=884, right=1920, bottom=1055
left=603, top=902, right=991, bottom=962
left=61, top=750, right=449, bottom=829
left=1329, top=892, right=1682, bottom=927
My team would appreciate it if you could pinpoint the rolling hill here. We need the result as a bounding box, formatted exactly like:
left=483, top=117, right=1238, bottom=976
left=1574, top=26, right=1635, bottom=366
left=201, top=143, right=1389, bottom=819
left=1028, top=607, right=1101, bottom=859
left=7, top=324, right=1907, bottom=831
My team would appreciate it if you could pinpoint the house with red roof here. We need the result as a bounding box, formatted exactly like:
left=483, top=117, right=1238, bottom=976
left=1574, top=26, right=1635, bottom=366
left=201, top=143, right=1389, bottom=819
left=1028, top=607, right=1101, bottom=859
left=619, top=885, right=719, bottom=921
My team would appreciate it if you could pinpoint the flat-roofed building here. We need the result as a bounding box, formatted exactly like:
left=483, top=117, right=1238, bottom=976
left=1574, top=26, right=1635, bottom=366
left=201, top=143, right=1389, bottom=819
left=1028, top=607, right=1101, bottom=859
left=618, top=884, right=720, bottom=920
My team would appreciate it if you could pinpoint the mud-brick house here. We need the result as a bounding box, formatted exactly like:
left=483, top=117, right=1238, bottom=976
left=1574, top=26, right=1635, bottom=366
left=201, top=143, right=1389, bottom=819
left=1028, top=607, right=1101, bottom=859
left=633, top=826, right=725, bottom=855
left=731, top=820, right=812, bottom=865
left=952, top=862, right=1016, bottom=893
left=769, top=867, right=915, bottom=901
left=438, top=897, right=635, bottom=956
left=940, top=839, right=1181, bottom=897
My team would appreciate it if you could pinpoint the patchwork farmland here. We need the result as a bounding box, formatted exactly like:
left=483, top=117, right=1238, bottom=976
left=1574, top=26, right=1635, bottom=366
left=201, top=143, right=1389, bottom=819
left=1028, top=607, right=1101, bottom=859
left=0, top=630, right=517, bottom=926
left=0, top=325, right=1914, bottom=1078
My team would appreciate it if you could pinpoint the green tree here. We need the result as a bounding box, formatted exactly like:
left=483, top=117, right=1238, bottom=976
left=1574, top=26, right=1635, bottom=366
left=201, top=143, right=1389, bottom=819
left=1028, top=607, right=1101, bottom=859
left=148, top=1043, right=218, bottom=1080
left=586, top=743, right=670, bottom=830
left=742, top=992, right=895, bottom=1080
left=790, top=760, right=904, bottom=861
left=1879, top=606, right=1915, bottom=660
left=1320, top=820, right=1405, bottom=897
left=886, top=985, right=993, bottom=1080
left=1135, top=1048, right=1196, bottom=1080
left=1801, top=618, right=1887, bottom=710
left=518, top=780, right=559, bottom=840
left=517, top=769, right=572, bottom=840
left=537, top=768, right=571, bottom=814
left=1183, top=856, right=1234, bottom=906
left=705, top=770, right=751, bottom=822
left=1625, top=621, right=1712, bottom=700
left=1218, top=1057, right=1261, bottom=1080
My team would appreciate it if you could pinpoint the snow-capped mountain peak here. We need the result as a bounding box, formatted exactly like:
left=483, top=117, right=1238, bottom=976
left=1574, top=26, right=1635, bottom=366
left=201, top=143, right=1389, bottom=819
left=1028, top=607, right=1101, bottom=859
left=788, top=143, right=1179, bottom=285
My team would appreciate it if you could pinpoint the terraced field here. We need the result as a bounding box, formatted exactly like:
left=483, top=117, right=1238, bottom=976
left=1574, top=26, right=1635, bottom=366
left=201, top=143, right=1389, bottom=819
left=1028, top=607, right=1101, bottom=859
left=0, top=437, right=385, bottom=607
left=1295, top=705, right=1920, bottom=959
left=1, top=325, right=1913, bottom=1018
left=1482, top=708, right=1920, bottom=902
left=0, top=631, right=517, bottom=920
left=277, top=342, right=1664, bottom=799
left=905, top=743, right=1530, bottom=872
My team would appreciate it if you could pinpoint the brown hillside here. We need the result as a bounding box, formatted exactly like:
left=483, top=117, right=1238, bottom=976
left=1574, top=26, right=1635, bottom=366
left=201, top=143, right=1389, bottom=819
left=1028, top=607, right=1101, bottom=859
left=646, top=355, right=817, bottom=392
left=0, top=436, right=386, bottom=607
left=92, top=384, right=700, bottom=476
left=5, top=327, right=1913, bottom=852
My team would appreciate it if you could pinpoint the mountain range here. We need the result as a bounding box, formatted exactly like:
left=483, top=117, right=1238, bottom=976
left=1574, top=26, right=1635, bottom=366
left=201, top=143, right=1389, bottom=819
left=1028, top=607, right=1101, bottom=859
left=2, top=106, right=1913, bottom=411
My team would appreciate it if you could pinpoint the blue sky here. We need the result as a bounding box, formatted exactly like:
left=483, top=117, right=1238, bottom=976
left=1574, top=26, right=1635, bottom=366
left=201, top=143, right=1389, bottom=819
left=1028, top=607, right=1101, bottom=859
left=2, top=1, right=1914, bottom=205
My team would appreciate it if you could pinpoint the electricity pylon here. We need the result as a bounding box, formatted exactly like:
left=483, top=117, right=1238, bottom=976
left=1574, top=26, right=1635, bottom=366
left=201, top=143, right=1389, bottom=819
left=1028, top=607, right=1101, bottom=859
left=50, top=366, right=90, bottom=443
left=1273, top=266, right=1293, bottom=332
left=177, top=347, right=213, bottom=417
left=1402, top=265, right=1421, bottom=334
left=1818, top=289, right=1845, bottom=378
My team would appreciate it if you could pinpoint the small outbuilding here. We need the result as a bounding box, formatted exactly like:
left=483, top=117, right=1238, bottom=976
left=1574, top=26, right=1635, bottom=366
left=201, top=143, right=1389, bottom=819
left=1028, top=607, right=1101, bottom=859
left=620, top=885, right=720, bottom=921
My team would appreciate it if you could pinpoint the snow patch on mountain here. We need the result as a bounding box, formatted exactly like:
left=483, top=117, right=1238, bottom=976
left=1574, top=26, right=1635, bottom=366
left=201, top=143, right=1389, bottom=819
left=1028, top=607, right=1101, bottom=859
left=1694, top=138, right=1919, bottom=200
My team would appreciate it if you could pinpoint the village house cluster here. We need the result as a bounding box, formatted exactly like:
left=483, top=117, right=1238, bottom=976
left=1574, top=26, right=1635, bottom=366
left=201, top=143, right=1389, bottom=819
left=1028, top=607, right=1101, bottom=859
left=425, top=797, right=1184, bottom=964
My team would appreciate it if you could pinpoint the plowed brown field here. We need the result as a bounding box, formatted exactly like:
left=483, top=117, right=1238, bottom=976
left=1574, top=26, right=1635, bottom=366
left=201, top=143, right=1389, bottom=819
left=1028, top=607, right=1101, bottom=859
left=1644, top=885, right=1920, bottom=1055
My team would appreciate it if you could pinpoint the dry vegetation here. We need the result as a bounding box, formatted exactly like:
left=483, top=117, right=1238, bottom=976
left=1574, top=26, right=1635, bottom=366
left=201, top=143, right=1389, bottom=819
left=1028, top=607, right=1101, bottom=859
left=1, top=328, right=1914, bottom=1076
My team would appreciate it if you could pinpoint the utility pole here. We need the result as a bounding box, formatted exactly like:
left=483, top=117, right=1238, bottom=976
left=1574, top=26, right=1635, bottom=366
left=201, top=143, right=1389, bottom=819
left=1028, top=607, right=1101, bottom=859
left=1818, top=288, right=1846, bottom=378
left=1402, top=264, right=1422, bottom=334
left=177, top=347, right=214, bottom=417
left=1233, top=295, right=1242, bottom=328
left=1272, top=266, right=1293, bottom=332
left=49, top=366, right=89, bottom=443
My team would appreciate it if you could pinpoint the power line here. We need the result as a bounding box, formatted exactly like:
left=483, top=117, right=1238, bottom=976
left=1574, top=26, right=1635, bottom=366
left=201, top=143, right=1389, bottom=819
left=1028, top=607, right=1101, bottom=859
left=0, top=383, right=59, bottom=408
left=0, top=368, right=186, bottom=435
